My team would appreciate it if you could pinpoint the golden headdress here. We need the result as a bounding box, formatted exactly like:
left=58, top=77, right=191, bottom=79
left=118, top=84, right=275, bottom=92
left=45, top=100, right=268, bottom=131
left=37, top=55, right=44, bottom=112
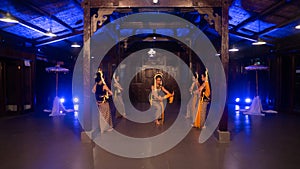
left=205, top=68, right=208, bottom=82
left=96, top=68, right=109, bottom=101
left=152, top=72, right=174, bottom=104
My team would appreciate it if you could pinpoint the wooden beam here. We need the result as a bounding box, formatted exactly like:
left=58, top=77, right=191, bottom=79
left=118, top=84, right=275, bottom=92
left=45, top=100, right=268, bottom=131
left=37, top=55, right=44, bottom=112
left=19, top=1, right=75, bottom=32
left=229, top=30, right=257, bottom=42
left=72, top=0, right=83, bottom=10
left=231, top=0, right=286, bottom=32
left=0, top=9, right=48, bottom=35
left=89, top=0, right=221, bottom=8
left=0, top=30, right=35, bottom=45
left=259, top=14, right=300, bottom=37
left=34, top=30, right=83, bottom=46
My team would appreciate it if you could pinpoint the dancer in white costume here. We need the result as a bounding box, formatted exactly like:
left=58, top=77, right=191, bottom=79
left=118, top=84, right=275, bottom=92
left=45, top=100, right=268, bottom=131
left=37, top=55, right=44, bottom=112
left=186, top=72, right=200, bottom=121
left=149, top=73, right=174, bottom=125
left=112, top=74, right=126, bottom=118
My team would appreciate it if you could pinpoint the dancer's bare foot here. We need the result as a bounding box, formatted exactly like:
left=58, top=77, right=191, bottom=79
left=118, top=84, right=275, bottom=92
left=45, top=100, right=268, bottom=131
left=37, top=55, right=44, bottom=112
left=155, top=120, right=160, bottom=125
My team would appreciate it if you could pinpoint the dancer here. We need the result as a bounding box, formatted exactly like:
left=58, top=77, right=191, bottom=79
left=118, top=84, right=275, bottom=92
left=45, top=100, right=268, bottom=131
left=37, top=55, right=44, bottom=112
left=149, top=72, right=174, bottom=125
left=192, top=69, right=211, bottom=129
left=186, top=72, right=200, bottom=120
left=112, top=74, right=126, bottom=118
left=92, top=68, right=113, bottom=133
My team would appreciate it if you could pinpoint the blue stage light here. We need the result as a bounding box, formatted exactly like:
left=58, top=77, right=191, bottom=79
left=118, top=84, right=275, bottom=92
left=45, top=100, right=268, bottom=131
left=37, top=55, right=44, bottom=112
left=245, top=98, right=252, bottom=103
left=235, top=105, right=240, bottom=110
left=60, top=98, right=65, bottom=103
left=235, top=98, right=240, bottom=103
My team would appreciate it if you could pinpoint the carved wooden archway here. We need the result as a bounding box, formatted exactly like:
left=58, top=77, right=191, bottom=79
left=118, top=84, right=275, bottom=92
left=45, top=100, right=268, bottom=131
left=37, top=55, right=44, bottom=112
left=81, top=0, right=230, bottom=143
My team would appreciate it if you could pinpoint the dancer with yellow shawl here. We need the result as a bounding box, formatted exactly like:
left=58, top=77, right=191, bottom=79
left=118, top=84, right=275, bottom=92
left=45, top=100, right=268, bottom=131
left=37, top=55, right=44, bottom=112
left=150, top=72, right=174, bottom=125
left=192, top=69, right=211, bottom=129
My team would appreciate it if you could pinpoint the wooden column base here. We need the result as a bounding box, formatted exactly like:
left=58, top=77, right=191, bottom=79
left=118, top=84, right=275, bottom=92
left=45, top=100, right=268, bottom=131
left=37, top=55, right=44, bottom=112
left=216, top=130, right=230, bottom=143
left=81, top=131, right=92, bottom=143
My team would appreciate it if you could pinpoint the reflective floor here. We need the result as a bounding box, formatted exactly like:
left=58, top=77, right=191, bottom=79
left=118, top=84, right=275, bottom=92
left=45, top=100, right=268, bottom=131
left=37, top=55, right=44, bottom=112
left=1, top=104, right=300, bottom=169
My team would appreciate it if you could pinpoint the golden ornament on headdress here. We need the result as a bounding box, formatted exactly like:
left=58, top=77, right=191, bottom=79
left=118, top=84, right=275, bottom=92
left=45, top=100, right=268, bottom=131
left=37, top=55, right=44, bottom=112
left=205, top=68, right=208, bottom=82
left=153, top=72, right=163, bottom=89
left=97, top=68, right=109, bottom=101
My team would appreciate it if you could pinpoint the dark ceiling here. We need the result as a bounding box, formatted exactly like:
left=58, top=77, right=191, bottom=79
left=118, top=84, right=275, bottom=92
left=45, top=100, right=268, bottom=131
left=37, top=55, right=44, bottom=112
left=0, top=0, right=300, bottom=62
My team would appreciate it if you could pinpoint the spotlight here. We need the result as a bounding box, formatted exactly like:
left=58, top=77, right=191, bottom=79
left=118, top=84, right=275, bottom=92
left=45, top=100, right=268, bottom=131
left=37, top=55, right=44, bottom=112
left=71, top=42, right=81, bottom=48
left=73, top=97, right=79, bottom=103
left=252, top=39, right=266, bottom=45
left=153, top=0, right=159, bottom=4
left=235, top=98, right=240, bottom=103
left=0, top=13, right=19, bottom=23
left=245, top=106, right=250, bottom=109
left=245, top=98, right=252, bottom=103
left=235, top=105, right=240, bottom=110
left=60, top=98, right=65, bottom=103
left=229, top=47, right=239, bottom=52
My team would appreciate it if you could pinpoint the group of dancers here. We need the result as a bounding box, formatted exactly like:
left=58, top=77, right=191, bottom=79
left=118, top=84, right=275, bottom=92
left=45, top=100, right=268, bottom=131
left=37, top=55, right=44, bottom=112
left=92, top=67, right=210, bottom=133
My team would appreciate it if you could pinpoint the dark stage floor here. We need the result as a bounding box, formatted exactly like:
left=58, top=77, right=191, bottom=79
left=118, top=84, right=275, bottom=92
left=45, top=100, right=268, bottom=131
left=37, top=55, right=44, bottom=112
left=1, top=104, right=300, bottom=169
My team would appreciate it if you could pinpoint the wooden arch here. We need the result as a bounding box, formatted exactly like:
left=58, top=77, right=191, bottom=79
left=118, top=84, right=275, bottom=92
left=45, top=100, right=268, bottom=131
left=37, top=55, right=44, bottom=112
left=81, top=0, right=230, bottom=143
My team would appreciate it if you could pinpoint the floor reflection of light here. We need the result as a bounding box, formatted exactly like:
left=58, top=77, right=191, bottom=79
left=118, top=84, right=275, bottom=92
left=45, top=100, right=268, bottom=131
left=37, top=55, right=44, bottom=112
left=245, top=115, right=250, bottom=125
left=74, top=104, right=79, bottom=111
left=74, top=111, right=78, bottom=118
left=244, top=115, right=251, bottom=135
left=235, top=111, right=240, bottom=117
left=235, top=105, right=240, bottom=110
left=234, top=110, right=241, bottom=132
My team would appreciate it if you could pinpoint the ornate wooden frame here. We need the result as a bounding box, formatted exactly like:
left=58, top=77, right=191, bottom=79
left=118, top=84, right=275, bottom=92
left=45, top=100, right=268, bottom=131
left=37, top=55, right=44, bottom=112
left=81, top=0, right=230, bottom=142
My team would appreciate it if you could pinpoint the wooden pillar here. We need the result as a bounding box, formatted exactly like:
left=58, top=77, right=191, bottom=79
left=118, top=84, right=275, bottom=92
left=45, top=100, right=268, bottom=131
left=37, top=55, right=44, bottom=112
left=81, top=0, right=92, bottom=142
left=81, top=2, right=116, bottom=142
left=217, top=0, right=230, bottom=143
left=290, top=55, right=295, bottom=113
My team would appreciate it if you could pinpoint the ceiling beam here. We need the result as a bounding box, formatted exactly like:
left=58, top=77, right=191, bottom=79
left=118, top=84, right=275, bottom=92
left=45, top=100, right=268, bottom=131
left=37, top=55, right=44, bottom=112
left=0, top=9, right=49, bottom=36
left=19, top=1, right=75, bottom=32
left=229, top=30, right=275, bottom=46
left=88, top=0, right=221, bottom=8
left=0, top=29, right=35, bottom=44
left=259, top=14, right=300, bottom=37
left=231, top=0, right=286, bottom=32
left=229, top=30, right=256, bottom=42
left=35, top=30, right=83, bottom=46
left=72, top=0, right=83, bottom=10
